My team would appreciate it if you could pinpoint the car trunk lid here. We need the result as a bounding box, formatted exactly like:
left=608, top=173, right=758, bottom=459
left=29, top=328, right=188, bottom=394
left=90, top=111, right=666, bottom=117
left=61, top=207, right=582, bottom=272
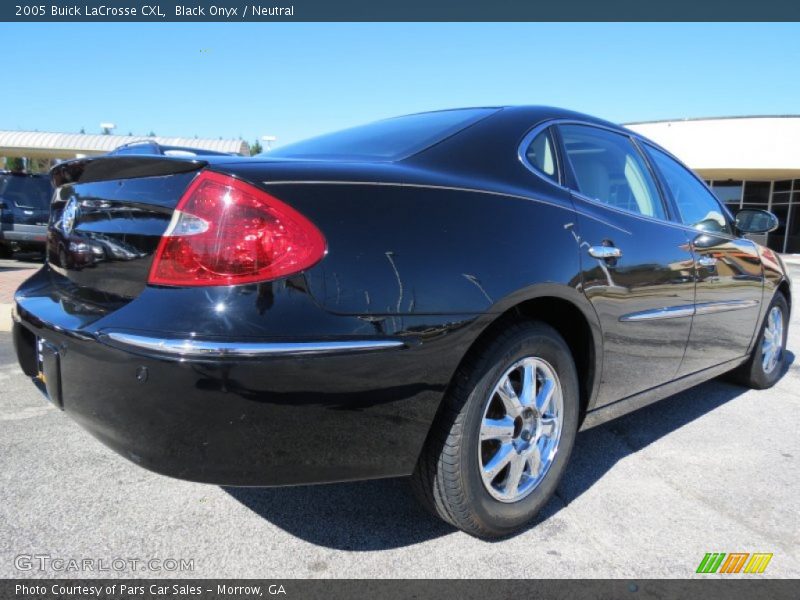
left=46, top=156, right=207, bottom=302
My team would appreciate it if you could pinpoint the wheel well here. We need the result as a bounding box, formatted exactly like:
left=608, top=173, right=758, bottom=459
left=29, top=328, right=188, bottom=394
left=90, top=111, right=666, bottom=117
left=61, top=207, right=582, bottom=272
left=466, top=296, right=596, bottom=420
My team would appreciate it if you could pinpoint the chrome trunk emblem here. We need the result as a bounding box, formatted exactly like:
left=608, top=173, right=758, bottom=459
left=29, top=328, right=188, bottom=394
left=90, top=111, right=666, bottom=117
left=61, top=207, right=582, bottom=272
left=61, top=197, right=79, bottom=234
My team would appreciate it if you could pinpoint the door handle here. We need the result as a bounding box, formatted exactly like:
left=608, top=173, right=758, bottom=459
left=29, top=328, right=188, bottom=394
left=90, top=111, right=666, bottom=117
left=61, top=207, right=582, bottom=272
left=697, top=256, right=717, bottom=267
left=588, top=246, right=622, bottom=260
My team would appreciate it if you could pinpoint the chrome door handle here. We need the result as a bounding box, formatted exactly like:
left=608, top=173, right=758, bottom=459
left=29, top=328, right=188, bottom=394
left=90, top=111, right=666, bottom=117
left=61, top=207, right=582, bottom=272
left=697, top=256, right=717, bottom=267
left=588, top=246, right=622, bottom=259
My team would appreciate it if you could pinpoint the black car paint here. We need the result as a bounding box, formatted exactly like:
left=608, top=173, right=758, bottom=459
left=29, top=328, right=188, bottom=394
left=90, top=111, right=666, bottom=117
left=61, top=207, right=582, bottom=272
left=12, top=106, right=791, bottom=486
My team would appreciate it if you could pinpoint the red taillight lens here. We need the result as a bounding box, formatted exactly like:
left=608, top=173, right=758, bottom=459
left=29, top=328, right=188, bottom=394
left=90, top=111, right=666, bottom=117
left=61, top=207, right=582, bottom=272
left=148, top=171, right=326, bottom=287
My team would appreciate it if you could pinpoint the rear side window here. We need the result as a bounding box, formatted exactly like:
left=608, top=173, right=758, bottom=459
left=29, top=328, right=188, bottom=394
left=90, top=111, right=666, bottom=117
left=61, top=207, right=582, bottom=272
left=268, top=108, right=498, bottom=161
left=0, top=176, right=52, bottom=210
left=560, top=124, right=667, bottom=221
left=522, top=128, right=558, bottom=182
left=642, top=144, right=732, bottom=235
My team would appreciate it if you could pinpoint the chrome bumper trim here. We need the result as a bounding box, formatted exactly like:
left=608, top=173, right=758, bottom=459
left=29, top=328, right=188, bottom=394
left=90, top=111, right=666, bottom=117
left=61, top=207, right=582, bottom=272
left=104, top=332, right=406, bottom=358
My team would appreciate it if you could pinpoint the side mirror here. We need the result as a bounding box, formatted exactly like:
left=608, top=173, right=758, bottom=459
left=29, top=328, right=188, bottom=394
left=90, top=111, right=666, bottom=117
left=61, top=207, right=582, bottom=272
left=735, top=209, right=779, bottom=234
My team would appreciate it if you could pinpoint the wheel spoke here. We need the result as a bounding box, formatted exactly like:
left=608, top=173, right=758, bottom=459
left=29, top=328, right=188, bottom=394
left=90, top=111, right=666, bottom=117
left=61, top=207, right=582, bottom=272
left=527, top=445, right=543, bottom=478
left=480, top=416, right=515, bottom=442
left=520, top=360, right=535, bottom=406
left=539, top=416, right=558, bottom=438
left=497, top=377, right=523, bottom=417
left=535, top=377, right=555, bottom=413
left=483, top=443, right=514, bottom=481
left=504, top=453, right=526, bottom=496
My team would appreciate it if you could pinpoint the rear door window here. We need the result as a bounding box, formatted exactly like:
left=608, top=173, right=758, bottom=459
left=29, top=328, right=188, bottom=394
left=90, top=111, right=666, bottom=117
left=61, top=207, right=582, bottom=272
left=559, top=124, right=667, bottom=221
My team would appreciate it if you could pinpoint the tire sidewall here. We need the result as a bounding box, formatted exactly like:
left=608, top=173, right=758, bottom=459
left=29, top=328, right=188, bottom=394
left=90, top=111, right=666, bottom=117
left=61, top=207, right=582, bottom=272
left=459, top=325, right=579, bottom=534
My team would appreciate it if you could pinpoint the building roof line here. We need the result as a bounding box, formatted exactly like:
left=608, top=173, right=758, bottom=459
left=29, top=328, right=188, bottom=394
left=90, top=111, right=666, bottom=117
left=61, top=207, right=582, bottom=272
left=0, top=130, right=249, bottom=156
left=624, top=115, right=800, bottom=126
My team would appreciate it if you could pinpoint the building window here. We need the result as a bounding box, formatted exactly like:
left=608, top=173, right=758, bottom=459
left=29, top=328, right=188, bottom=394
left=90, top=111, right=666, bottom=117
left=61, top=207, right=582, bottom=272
left=787, top=192, right=800, bottom=254
left=710, top=180, right=743, bottom=211
left=711, top=178, right=798, bottom=254
left=742, top=181, right=771, bottom=209
left=765, top=181, right=798, bottom=254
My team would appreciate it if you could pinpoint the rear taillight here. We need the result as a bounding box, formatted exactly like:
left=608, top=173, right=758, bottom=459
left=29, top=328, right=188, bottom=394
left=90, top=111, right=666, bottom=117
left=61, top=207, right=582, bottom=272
left=148, top=171, right=326, bottom=287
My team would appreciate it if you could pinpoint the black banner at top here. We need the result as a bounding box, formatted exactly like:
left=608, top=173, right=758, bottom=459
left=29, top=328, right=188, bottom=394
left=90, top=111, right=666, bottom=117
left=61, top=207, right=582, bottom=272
left=3, top=0, right=800, bottom=21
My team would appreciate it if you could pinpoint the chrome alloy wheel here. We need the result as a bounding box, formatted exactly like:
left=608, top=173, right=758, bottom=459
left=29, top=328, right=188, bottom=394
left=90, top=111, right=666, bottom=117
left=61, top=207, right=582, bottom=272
left=478, top=357, right=564, bottom=503
left=762, top=306, right=784, bottom=375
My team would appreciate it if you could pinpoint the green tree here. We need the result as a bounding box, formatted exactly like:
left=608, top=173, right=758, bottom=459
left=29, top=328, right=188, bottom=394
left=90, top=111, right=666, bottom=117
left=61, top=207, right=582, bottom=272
left=250, top=140, right=263, bottom=156
left=6, top=157, right=25, bottom=171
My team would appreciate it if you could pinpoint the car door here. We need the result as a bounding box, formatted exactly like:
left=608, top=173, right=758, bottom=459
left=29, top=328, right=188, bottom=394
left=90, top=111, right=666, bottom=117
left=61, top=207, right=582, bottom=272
left=555, top=123, right=696, bottom=407
left=640, top=143, right=764, bottom=375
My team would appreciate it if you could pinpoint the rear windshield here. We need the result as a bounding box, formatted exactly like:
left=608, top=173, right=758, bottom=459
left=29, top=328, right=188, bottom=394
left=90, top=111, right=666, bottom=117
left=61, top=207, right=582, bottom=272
left=0, top=176, right=53, bottom=209
left=267, top=108, right=499, bottom=161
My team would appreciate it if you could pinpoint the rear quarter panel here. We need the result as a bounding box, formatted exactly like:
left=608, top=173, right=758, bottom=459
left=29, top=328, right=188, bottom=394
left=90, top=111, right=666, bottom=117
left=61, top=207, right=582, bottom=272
left=235, top=174, right=585, bottom=318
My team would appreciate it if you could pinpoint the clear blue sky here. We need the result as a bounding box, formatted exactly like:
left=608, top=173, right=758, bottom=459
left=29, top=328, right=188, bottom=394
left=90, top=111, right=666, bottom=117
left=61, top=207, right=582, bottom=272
left=2, top=23, right=799, bottom=147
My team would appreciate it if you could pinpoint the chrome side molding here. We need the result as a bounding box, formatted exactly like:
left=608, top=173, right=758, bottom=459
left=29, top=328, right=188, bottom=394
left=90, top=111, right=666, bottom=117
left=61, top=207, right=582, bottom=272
left=620, top=304, right=695, bottom=322
left=694, top=299, right=760, bottom=315
left=620, top=299, right=760, bottom=322
left=103, top=331, right=406, bottom=358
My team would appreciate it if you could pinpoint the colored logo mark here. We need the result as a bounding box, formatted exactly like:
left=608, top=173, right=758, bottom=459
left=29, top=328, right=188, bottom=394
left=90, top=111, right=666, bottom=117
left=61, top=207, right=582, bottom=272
left=696, top=552, right=773, bottom=574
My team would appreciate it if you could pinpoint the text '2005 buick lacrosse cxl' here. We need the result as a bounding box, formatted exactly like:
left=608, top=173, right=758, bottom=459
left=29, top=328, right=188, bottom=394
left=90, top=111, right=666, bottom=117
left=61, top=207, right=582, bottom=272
left=13, top=107, right=791, bottom=537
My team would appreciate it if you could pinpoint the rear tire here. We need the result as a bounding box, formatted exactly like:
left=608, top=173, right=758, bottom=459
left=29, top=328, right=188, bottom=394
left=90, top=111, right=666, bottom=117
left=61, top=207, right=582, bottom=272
left=411, top=321, right=579, bottom=538
left=730, top=292, right=789, bottom=389
left=0, top=244, right=13, bottom=259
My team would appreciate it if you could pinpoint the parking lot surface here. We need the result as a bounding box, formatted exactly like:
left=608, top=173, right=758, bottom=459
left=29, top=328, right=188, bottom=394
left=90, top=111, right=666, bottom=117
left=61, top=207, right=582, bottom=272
left=0, top=259, right=798, bottom=578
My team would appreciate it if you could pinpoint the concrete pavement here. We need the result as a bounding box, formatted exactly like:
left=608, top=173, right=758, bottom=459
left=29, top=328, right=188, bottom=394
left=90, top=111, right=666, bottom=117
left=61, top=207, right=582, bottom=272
left=0, top=254, right=41, bottom=331
left=0, top=261, right=797, bottom=579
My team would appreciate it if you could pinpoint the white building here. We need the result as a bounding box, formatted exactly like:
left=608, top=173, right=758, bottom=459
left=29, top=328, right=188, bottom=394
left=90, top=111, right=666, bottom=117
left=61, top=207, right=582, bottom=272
left=0, top=130, right=249, bottom=161
left=627, top=116, right=800, bottom=254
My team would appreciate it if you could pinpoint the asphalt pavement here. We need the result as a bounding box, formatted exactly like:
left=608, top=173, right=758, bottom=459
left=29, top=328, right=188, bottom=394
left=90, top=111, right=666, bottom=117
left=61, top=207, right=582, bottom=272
left=0, top=260, right=798, bottom=579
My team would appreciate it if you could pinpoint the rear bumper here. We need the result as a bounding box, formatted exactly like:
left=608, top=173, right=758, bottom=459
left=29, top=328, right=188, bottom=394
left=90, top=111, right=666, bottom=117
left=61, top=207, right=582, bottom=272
left=12, top=269, right=474, bottom=486
left=0, top=223, right=47, bottom=245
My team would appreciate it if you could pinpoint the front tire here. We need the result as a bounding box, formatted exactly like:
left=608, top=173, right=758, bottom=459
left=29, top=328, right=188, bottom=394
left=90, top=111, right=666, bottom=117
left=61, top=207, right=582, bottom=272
left=411, top=321, right=579, bottom=538
left=731, top=292, right=789, bottom=389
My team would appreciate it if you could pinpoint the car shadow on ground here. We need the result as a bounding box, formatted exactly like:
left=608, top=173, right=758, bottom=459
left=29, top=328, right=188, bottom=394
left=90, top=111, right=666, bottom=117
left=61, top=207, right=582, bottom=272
left=224, top=352, right=794, bottom=550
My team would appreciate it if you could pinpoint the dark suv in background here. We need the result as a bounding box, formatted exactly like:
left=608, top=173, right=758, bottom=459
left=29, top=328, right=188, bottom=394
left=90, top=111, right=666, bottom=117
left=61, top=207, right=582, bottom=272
left=0, top=171, right=52, bottom=257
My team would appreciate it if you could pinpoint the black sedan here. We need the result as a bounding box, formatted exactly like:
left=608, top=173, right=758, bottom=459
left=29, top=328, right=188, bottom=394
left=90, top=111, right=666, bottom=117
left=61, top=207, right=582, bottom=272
left=12, top=107, right=791, bottom=537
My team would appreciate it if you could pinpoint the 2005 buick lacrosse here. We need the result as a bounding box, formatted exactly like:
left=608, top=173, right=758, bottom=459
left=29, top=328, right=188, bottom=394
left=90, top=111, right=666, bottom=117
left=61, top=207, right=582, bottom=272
left=13, top=106, right=790, bottom=537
